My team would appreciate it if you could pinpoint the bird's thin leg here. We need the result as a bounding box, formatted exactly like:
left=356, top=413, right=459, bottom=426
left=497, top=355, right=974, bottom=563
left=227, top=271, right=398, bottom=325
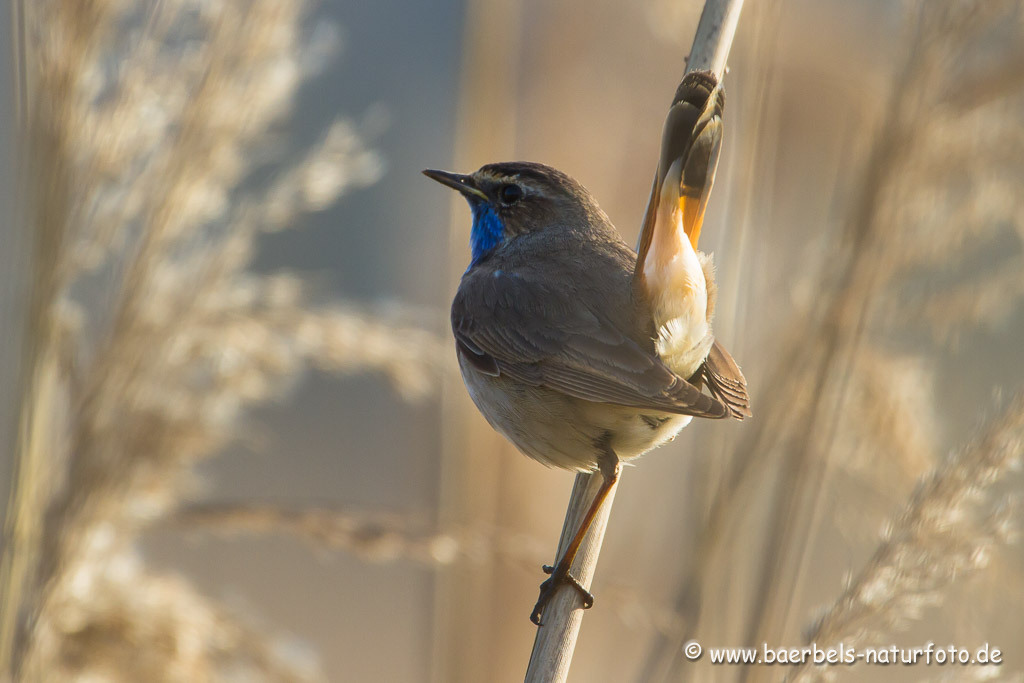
left=531, top=448, right=621, bottom=626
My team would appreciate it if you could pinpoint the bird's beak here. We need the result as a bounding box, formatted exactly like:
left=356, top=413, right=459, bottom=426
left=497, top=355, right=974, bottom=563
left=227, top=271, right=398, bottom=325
left=422, top=169, right=488, bottom=201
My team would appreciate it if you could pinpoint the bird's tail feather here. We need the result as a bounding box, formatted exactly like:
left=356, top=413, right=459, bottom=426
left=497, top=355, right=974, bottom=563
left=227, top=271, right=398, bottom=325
left=634, top=71, right=725, bottom=282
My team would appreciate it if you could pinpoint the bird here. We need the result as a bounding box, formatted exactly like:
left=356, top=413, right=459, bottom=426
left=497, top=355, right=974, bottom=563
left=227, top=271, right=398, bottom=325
left=424, top=71, right=749, bottom=626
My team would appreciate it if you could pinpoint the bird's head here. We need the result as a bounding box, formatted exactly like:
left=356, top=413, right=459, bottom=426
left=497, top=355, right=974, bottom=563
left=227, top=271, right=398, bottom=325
left=423, top=161, right=604, bottom=267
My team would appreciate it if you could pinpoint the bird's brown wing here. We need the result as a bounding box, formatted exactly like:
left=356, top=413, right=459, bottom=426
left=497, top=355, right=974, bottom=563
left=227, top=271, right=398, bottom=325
left=452, top=270, right=728, bottom=419
left=701, top=339, right=751, bottom=418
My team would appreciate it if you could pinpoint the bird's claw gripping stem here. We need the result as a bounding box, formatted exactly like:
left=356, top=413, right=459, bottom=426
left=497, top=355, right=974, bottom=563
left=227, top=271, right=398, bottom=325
left=530, top=563, right=594, bottom=626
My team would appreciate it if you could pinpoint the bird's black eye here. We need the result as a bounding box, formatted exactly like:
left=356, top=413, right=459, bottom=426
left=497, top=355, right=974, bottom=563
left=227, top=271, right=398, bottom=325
left=498, top=183, right=523, bottom=205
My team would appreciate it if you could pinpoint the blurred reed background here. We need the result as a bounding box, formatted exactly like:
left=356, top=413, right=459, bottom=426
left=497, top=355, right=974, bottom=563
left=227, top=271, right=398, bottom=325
left=0, top=0, right=1022, bottom=682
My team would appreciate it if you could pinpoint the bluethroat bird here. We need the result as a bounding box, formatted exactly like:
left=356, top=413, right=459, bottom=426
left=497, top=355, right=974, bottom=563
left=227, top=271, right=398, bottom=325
left=424, top=71, right=750, bottom=626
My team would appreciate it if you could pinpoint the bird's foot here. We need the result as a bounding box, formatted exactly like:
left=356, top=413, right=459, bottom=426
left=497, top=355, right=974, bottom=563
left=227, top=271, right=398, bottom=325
left=529, top=563, right=594, bottom=626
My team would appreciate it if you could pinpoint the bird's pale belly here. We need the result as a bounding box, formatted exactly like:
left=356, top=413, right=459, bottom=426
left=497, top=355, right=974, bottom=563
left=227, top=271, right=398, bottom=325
left=459, top=357, right=691, bottom=472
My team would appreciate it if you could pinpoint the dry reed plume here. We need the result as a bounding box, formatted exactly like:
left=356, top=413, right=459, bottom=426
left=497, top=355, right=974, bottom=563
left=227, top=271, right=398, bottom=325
left=636, top=1, right=1024, bottom=681
left=789, top=395, right=1023, bottom=682
left=0, top=1, right=445, bottom=680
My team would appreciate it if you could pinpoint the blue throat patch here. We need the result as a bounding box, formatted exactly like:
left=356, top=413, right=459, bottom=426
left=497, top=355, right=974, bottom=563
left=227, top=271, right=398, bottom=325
left=469, top=203, right=504, bottom=266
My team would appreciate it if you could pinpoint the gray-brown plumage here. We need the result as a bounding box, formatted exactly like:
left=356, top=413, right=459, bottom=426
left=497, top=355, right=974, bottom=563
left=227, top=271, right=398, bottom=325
left=425, top=71, right=748, bottom=625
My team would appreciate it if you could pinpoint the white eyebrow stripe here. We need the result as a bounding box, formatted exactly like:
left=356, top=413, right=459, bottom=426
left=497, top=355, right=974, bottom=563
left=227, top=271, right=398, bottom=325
left=475, top=172, right=552, bottom=199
